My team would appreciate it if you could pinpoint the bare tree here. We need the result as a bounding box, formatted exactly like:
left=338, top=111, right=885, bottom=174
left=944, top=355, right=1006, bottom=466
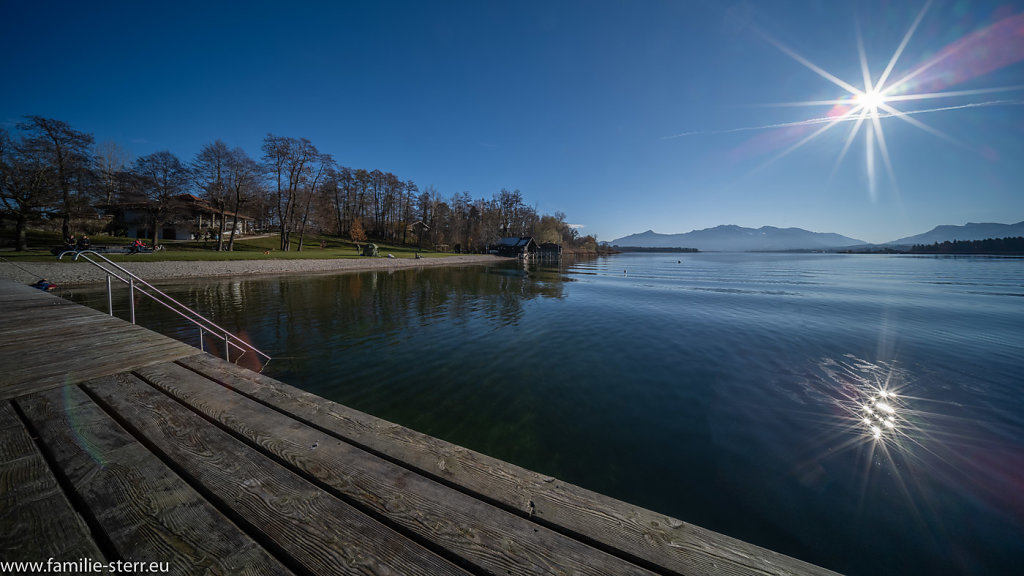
left=296, top=152, right=333, bottom=251
left=328, top=165, right=349, bottom=236
left=381, top=172, right=404, bottom=241
left=262, top=134, right=318, bottom=251
left=132, top=151, right=191, bottom=247
left=193, top=140, right=231, bottom=250
left=495, top=188, right=524, bottom=237
left=449, top=191, right=471, bottom=250
left=0, top=129, right=59, bottom=250
left=17, top=116, right=94, bottom=240
left=401, top=180, right=418, bottom=244
left=224, top=147, right=260, bottom=251
left=94, top=140, right=130, bottom=206
left=353, top=168, right=371, bottom=234
left=369, top=169, right=386, bottom=238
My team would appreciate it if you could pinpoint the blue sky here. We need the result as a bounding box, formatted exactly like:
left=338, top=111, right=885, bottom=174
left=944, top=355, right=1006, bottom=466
left=2, top=0, right=1022, bottom=244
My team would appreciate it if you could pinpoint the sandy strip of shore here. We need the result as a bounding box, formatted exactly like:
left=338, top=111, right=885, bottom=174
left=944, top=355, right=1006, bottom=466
left=0, top=254, right=505, bottom=286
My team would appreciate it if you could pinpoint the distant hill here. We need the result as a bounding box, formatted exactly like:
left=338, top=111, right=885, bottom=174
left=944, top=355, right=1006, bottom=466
left=887, top=221, right=1024, bottom=246
left=610, top=225, right=865, bottom=252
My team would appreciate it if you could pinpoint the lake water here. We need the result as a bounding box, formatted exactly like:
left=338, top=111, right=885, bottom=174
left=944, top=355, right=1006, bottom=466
left=68, top=253, right=1024, bottom=575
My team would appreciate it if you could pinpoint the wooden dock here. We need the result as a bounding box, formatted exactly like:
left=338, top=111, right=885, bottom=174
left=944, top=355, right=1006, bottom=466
left=0, top=278, right=840, bottom=575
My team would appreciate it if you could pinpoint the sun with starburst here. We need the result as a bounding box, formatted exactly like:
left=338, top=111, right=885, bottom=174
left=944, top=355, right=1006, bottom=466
left=763, top=0, right=1024, bottom=199
left=668, top=1, right=1024, bottom=200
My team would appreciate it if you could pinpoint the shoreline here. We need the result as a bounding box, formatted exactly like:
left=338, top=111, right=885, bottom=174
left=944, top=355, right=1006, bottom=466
left=0, top=254, right=506, bottom=286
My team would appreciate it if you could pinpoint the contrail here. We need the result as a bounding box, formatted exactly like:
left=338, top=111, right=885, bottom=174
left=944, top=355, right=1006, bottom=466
left=661, top=99, right=1024, bottom=140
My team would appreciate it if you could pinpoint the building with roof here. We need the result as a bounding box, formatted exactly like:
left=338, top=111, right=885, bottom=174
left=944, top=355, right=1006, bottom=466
left=538, top=242, right=562, bottom=259
left=105, top=194, right=255, bottom=240
left=493, top=237, right=539, bottom=258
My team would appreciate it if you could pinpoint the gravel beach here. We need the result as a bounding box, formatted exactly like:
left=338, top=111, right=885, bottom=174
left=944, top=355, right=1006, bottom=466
left=0, top=254, right=505, bottom=286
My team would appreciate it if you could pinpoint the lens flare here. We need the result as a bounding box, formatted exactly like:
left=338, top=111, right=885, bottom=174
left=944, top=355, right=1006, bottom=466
left=666, top=2, right=1024, bottom=199
left=760, top=2, right=1024, bottom=197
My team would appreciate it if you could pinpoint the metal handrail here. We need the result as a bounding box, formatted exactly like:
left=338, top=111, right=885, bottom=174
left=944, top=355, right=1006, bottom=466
left=57, top=250, right=271, bottom=370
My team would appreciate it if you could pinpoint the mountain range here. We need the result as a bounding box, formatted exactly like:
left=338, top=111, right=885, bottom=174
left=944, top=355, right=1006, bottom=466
left=609, top=225, right=864, bottom=251
left=885, top=221, right=1024, bottom=246
left=608, top=221, right=1024, bottom=251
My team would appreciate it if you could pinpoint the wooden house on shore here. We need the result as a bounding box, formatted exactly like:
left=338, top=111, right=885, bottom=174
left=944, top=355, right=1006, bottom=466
left=103, top=194, right=255, bottom=241
left=539, top=242, right=562, bottom=259
left=493, top=237, right=539, bottom=258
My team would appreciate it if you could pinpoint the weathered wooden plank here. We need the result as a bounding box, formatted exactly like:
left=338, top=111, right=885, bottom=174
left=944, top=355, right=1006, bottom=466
left=0, top=317, right=131, bottom=347
left=0, top=306, right=111, bottom=328
left=137, top=361, right=659, bottom=576
left=1, top=337, right=189, bottom=371
left=15, top=385, right=293, bottom=576
left=83, top=372, right=470, bottom=576
left=0, top=286, right=66, bottom=305
left=1, top=307, right=111, bottom=322
left=2, top=330, right=192, bottom=365
left=0, top=400, right=104, bottom=562
left=0, top=400, right=21, bottom=427
left=181, top=353, right=841, bottom=576
left=0, top=403, right=39, bottom=464
left=0, top=343, right=201, bottom=401
left=0, top=321, right=184, bottom=354
left=0, top=484, right=104, bottom=562
left=0, top=315, right=117, bottom=352
left=0, top=279, right=200, bottom=400
left=0, top=345, right=201, bottom=402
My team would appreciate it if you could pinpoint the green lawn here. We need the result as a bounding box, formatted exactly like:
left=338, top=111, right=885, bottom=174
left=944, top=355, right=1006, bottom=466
left=0, top=231, right=450, bottom=262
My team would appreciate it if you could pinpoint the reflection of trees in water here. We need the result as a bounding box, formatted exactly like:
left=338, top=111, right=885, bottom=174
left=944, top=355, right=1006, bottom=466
left=308, top=263, right=568, bottom=336
left=223, top=263, right=560, bottom=342
left=245, top=264, right=570, bottom=386
left=68, top=263, right=568, bottom=381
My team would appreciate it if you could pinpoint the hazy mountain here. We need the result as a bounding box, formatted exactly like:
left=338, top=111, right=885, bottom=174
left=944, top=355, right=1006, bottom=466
left=610, top=225, right=865, bottom=251
left=886, top=221, right=1024, bottom=246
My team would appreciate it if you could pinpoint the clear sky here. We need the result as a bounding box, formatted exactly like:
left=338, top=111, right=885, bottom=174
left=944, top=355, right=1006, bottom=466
left=2, top=0, right=1022, bottom=244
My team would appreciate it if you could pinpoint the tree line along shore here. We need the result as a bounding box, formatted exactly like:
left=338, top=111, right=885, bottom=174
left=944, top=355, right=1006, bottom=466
left=1, top=116, right=603, bottom=255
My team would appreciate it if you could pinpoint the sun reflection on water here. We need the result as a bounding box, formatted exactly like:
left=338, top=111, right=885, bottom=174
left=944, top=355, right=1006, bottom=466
left=815, top=354, right=929, bottom=467
left=861, top=388, right=900, bottom=440
left=812, top=353, right=1019, bottom=534
left=802, top=353, right=1024, bottom=573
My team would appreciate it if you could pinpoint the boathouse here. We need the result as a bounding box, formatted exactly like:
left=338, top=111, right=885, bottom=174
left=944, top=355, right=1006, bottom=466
left=539, top=242, right=562, bottom=259
left=494, top=236, right=538, bottom=258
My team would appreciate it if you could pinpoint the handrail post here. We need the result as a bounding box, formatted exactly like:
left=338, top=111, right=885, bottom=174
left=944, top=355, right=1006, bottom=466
left=224, top=334, right=231, bottom=362
left=106, top=276, right=113, bottom=316
left=198, top=327, right=204, bottom=352
left=129, top=277, right=136, bottom=324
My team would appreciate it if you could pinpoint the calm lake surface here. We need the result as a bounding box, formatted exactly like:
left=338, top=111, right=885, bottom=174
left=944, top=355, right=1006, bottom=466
left=69, top=253, right=1024, bottom=575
